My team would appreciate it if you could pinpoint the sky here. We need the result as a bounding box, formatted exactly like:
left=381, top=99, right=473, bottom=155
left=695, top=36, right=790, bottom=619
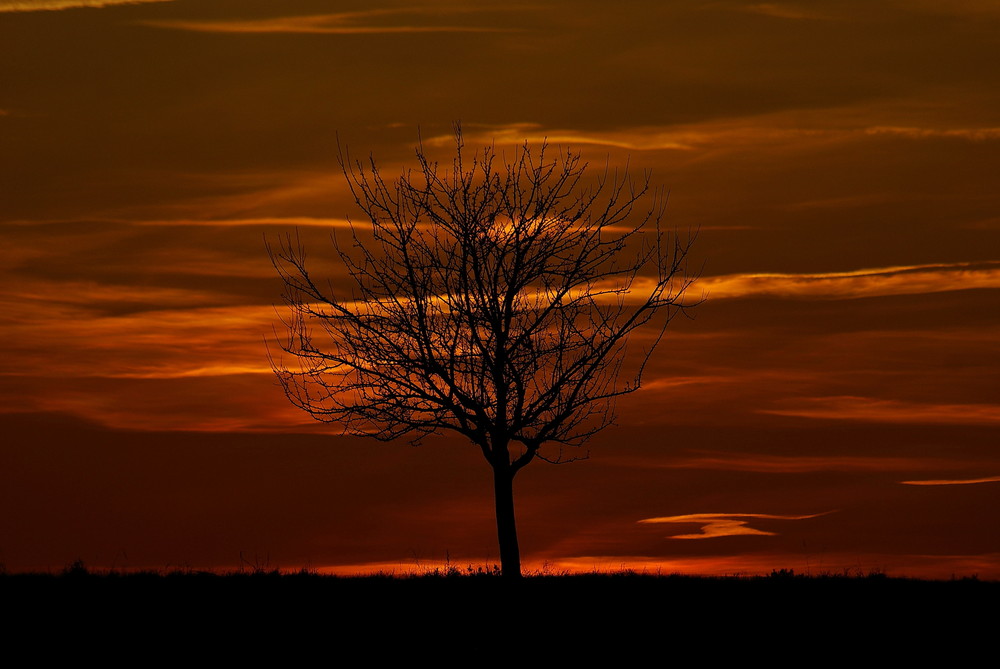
left=2, top=0, right=999, bottom=578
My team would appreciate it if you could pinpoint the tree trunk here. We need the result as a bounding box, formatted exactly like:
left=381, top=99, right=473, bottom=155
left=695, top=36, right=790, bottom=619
left=492, top=465, right=522, bottom=578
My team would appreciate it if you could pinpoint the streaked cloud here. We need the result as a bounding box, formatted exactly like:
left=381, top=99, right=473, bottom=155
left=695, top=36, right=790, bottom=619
left=141, top=8, right=520, bottom=35
left=6, top=216, right=357, bottom=229
left=639, top=512, right=829, bottom=539
left=92, top=170, right=353, bottom=225
left=129, top=216, right=356, bottom=228
left=431, top=116, right=1000, bottom=154
left=425, top=121, right=813, bottom=152
left=901, top=475, right=1000, bottom=486
left=0, top=296, right=278, bottom=380
left=4, top=279, right=230, bottom=312
left=0, top=376, right=314, bottom=433
left=764, top=396, right=1000, bottom=425
left=427, top=122, right=698, bottom=151
left=698, top=261, right=1000, bottom=301
left=107, top=364, right=274, bottom=379
left=621, top=260, right=1000, bottom=307
left=866, top=126, right=1000, bottom=141
left=0, top=0, right=169, bottom=11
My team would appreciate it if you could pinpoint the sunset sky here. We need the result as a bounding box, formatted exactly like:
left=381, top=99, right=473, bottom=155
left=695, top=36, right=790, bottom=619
left=3, top=0, right=999, bottom=578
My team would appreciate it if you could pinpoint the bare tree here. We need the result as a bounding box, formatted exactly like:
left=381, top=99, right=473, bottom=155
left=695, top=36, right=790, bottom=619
left=269, top=127, right=698, bottom=578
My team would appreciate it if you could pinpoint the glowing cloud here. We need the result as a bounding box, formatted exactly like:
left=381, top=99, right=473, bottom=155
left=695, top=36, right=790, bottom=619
left=11, top=216, right=359, bottom=228
left=429, top=116, right=1000, bottom=155
left=901, top=476, right=1000, bottom=486
left=4, top=280, right=230, bottom=311
left=426, top=122, right=697, bottom=151
left=865, top=126, right=1000, bottom=141
left=0, top=297, right=279, bottom=380
left=638, top=512, right=829, bottom=539
left=698, top=261, right=1000, bottom=301
left=426, top=122, right=713, bottom=151
left=0, top=0, right=169, bottom=10
left=615, top=261, right=1000, bottom=307
left=764, top=396, right=1000, bottom=425
left=127, top=216, right=356, bottom=228
left=141, top=8, right=519, bottom=35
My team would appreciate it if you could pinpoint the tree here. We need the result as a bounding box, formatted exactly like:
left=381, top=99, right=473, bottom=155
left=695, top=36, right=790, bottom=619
left=269, top=127, right=698, bottom=578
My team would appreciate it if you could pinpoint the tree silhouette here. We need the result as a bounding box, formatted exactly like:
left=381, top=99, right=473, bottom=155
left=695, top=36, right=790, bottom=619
left=269, top=127, right=698, bottom=578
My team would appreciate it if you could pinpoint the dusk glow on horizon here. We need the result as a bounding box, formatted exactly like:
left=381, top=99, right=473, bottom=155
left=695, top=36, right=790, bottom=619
left=2, top=0, right=998, bottom=579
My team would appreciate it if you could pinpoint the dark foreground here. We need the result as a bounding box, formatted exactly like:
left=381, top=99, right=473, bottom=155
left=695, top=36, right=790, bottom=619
left=5, top=569, right=996, bottom=659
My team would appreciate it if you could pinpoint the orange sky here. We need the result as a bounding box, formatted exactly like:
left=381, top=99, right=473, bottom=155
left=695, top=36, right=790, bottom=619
left=2, top=0, right=998, bottom=578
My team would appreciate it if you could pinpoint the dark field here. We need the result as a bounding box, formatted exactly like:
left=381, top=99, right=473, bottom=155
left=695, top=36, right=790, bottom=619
left=5, top=568, right=995, bottom=658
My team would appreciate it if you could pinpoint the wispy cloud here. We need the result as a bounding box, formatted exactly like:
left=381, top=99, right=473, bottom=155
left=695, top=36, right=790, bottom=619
left=639, top=512, right=829, bottom=539
left=141, top=8, right=521, bottom=35
left=0, top=293, right=314, bottom=432
left=0, top=0, right=169, bottom=11
left=427, top=122, right=699, bottom=151
left=5, top=215, right=358, bottom=229
left=764, top=396, right=1000, bottom=425
left=901, top=475, right=1000, bottom=486
left=130, top=216, right=356, bottom=228
left=84, top=169, right=351, bottom=224
left=2, top=279, right=229, bottom=314
left=698, top=261, right=1000, bottom=301
left=434, top=117, right=1000, bottom=154
left=105, top=363, right=274, bottom=379
left=866, top=126, right=1000, bottom=141
left=621, top=261, right=1000, bottom=307
left=0, top=295, right=278, bottom=380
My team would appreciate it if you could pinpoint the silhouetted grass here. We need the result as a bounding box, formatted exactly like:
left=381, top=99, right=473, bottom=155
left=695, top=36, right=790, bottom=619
left=5, top=564, right=994, bottom=609
left=4, top=563, right=994, bottom=656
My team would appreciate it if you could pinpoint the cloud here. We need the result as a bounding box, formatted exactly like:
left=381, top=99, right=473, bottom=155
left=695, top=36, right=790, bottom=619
left=85, top=169, right=353, bottom=225
left=901, top=475, right=1000, bottom=486
left=0, top=295, right=279, bottom=380
left=426, top=122, right=698, bottom=151
left=763, top=396, right=1000, bottom=425
left=698, top=261, right=1000, bottom=301
left=0, top=0, right=169, bottom=11
left=865, top=126, right=1000, bottom=141
left=4, top=279, right=231, bottom=312
left=617, top=260, right=1000, bottom=307
left=638, top=512, right=830, bottom=539
left=430, top=115, right=1000, bottom=155
left=127, top=216, right=356, bottom=228
left=141, top=8, right=521, bottom=35
left=0, top=373, right=316, bottom=433
left=5, top=215, right=359, bottom=229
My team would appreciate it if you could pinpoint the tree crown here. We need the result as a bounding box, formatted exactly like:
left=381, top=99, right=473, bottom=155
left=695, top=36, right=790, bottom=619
left=270, top=129, right=697, bottom=471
